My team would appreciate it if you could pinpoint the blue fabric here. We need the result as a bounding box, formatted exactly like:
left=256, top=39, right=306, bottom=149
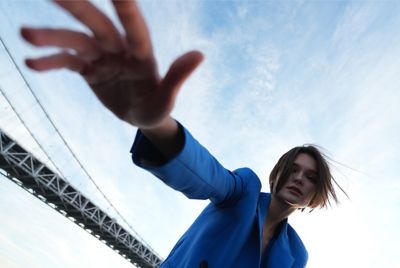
left=262, top=232, right=277, bottom=267
left=130, top=124, right=308, bottom=268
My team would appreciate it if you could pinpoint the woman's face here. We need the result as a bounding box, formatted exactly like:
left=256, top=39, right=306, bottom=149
left=276, top=153, right=318, bottom=208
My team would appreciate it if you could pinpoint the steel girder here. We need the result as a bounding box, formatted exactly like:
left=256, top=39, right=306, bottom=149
left=0, top=129, right=162, bottom=268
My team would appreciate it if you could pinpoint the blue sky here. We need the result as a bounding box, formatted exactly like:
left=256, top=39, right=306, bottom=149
left=1, top=0, right=400, bottom=267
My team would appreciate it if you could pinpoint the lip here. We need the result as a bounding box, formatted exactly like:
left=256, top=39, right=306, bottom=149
left=286, top=186, right=302, bottom=196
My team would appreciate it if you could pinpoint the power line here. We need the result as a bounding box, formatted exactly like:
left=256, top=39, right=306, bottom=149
left=0, top=85, right=66, bottom=177
left=0, top=36, right=159, bottom=257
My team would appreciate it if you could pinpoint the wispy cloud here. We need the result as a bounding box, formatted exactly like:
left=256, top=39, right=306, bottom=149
left=1, top=0, right=400, bottom=267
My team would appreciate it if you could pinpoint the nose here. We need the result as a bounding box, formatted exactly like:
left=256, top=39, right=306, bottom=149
left=293, top=172, right=304, bottom=185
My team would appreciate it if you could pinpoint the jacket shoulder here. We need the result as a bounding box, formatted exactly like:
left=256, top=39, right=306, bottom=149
left=233, top=167, right=262, bottom=190
left=214, top=167, right=261, bottom=207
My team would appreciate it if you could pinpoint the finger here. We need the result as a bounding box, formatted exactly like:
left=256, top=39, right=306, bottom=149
left=161, top=51, right=204, bottom=100
left=54, top=0, right=123, bottom=52
left=25, top=53, right=87, bottom=73
left=21, top=27, right=101, bottom=60
left=112, top=0, right=152, bottom=59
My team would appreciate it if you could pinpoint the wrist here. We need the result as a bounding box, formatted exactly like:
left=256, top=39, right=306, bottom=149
left=140, top=117, right=183, bottom=159
left=140, top=116, right=177, bottom=136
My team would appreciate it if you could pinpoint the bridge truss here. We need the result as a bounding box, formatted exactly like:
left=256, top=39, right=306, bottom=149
left=0, top=128, right=162, bottom=268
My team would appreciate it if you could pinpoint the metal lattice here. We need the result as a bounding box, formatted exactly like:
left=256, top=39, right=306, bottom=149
left=0, top=128, right=162, bottom=268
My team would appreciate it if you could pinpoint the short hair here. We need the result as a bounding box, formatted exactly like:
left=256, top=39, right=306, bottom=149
left=269, top=145, right=345, bottom=209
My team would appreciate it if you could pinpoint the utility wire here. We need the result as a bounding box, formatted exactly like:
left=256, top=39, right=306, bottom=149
left=0, top=36, right=159, bottom=256
left=0, top=86, right=65, bottom=177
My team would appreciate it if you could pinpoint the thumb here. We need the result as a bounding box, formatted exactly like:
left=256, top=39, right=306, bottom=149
left=160, top=50, right=204, bottom=100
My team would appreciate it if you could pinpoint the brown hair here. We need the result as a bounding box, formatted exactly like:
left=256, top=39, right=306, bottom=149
left=269, top=145, right=346, bottom=209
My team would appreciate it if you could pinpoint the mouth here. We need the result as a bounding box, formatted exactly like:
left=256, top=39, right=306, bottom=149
left=286, top=186, right=302, bottom=196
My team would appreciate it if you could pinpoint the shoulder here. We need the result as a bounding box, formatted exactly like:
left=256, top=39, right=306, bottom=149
left=211, top=167, right=261, bottom=207
left=233, top=167, right=262, bottom=191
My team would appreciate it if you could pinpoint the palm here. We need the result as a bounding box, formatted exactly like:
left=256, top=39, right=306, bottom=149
left=22, top=0, right=202, bottom=128
left=82, top=52, right=163, bottom=126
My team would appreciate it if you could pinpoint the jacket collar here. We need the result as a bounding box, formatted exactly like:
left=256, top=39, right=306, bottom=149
left=257, top=193, right=294, bottom=268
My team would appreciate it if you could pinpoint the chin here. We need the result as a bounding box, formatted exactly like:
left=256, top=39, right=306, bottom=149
left=276, top=192, right=304, bottom=208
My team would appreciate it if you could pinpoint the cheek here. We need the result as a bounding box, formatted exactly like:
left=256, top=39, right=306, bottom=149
left=304, top=185, right=317, bottom=201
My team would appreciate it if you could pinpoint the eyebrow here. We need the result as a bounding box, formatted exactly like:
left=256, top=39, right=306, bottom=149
left=293, top=163, right=317, bottom=175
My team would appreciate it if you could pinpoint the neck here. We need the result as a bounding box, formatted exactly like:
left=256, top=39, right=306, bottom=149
left=264, top=195, right=297, bottom=234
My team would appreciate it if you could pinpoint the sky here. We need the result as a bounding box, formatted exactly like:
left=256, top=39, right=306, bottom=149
left=0, top=0, right=400, bottom=267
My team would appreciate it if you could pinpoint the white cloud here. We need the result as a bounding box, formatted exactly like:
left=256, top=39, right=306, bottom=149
left=332, top=2, right=380, bottom=50
left=1, top=0, right=400, bottom=267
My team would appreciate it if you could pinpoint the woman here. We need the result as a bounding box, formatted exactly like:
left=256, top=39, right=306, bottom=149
left=21, top=1, right=344, bottom=267
left=131, top=124, right=340, bottom=267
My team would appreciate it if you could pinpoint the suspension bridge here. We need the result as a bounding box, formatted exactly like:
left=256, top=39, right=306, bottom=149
left=0, top=34, right=163, bottom=267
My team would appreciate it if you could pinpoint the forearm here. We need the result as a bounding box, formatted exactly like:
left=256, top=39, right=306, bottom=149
left=140, top=116, right=184, bottom=160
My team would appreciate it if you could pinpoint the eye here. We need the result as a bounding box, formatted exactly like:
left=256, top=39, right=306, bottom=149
left=307, top=175, right=317, bottom=184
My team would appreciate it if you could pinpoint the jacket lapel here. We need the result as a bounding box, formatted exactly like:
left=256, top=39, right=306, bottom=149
left=257, top=193, right=269, bottom=257
left=258, top=193, right=295, bottom=268
left=267, top=220, right=295, bottom=268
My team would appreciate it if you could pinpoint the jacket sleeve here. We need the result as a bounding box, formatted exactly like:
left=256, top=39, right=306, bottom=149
left=130, top=123, right=244, bottom=205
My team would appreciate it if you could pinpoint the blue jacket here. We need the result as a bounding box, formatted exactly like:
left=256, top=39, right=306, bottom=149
left=131, top=124, right=308, bottom=268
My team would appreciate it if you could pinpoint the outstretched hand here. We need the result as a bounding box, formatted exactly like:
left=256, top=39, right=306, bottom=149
left=21, top=0, right=203, bottom=129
